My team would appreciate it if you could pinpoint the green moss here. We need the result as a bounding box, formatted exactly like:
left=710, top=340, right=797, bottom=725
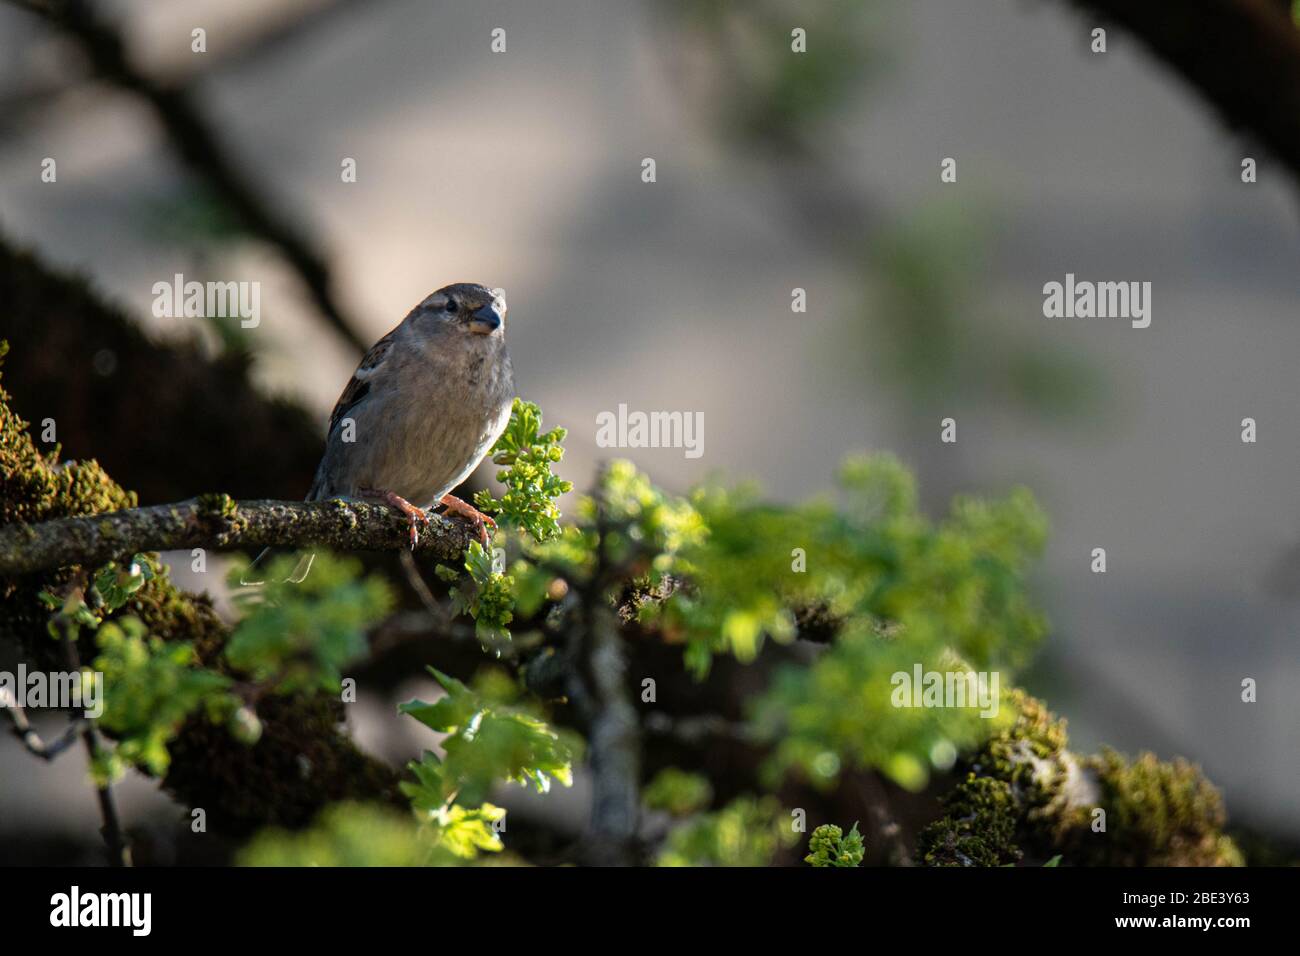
left=165, top=692, right=400, bottom=836
left=196, top=492, right=239, bottom=520
left=125, top=572, right=228, bottom=661
left=973, top=691, right=1068, bottom=784
left=0, top=346, right=230, bottom=659
left=0, top=341, right=397, bottom=831
left=919, top=692, right=1241, bottom=867
left=1082, top=748, right=1243, bottom=867
left=1, top=345, right=139, bottom=657
left=0, top=404, right=135, bottom=523
left=920, top=775, right=1021, bottom=867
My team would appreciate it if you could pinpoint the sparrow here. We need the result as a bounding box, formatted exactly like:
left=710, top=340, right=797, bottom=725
left=242, top=283, right=514, bottom=584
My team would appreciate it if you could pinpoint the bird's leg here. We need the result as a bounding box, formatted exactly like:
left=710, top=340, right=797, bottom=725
left=360, top=487, right=429, bottom=550
left=438, top=493, right=496, bottom=546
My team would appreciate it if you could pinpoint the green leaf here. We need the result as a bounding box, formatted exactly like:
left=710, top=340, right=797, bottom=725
left=399, top=667, right=578, bottom=807
left=444, top=541, right=516, bottom=647
left=92, top=556, right=149, bottom=613
left=474, top=398, right=572, bottom=543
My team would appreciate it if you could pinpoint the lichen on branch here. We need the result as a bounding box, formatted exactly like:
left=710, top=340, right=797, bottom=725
left=0, top=494, right=478, bottom=577
left=0, top=341, right=401, bottom=833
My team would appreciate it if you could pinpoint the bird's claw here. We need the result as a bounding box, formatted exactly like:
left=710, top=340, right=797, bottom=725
left=439, top=494, right=496, bottom=547
left=406, top=517, right=419, bottom=549
left=407, top=507, right=431, bottom=550
left=361, top=488, right=429, bottom=551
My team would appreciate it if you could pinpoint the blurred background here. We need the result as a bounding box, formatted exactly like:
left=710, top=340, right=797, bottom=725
left=1, top=0, right=1297, bottom=861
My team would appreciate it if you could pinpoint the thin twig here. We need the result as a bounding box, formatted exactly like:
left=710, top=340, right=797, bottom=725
left=55, top=616, right=129, bottom=867
left=0, top=689, right=89, bottom=760
left=5, top=0, right=368, bottom=352
left=641, top=711, right=759, bottom=746
left=398, top=550, right=453, bottom=626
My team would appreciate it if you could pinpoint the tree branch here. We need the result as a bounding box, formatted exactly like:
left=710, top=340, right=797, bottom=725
left=0, top=688, right=89, bottom=760
left=0, top=234, right=324, bottom=504
left=581, top=600, right=641, bottom=864
left=1064, top=0, right=1300, bottom=180
left=6, top=0, right=368, bottom=353
left=569, top=473, right=642, bottom=865
left=0, top=497, right=477, bottom=576
left=1, top=354, right=405, bottom=834
left=56, top=620, right=130, bottom=866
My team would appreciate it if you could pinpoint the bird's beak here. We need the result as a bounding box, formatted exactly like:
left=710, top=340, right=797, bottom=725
left=468, top=302, right=502, bottom=334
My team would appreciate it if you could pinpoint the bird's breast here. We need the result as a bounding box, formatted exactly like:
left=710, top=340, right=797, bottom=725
left=372, top=345, right=513, bottom=506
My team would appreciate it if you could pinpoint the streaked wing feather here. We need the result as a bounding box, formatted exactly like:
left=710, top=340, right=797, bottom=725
left=326, top=328, right=398, bottom=436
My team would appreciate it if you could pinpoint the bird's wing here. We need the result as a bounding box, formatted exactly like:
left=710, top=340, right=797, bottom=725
left=326, top=327, right=399, bottom=437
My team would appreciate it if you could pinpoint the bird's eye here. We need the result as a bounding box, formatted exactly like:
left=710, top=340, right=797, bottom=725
left=444, top=298, right=459, bottom=314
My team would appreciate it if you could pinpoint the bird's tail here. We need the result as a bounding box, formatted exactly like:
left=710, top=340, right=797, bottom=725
left=239, top=548, right=316, bottom=586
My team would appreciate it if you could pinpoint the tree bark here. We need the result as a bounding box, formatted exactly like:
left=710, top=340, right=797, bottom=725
left=0, top=236, right=324, bottom=505
left=0, top=496, right=477, bottom=576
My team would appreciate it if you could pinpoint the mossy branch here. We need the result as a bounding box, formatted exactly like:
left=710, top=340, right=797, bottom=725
left=917, top=692, right=1243, bottom=867
left=0, top=496, right=479, bottom=576
left=1, top=341, right=402, bottom=835
left=0, top=234, right=325, bottom=504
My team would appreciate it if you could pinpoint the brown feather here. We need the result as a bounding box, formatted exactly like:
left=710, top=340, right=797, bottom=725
left=326, top=327, right=398, bottom=436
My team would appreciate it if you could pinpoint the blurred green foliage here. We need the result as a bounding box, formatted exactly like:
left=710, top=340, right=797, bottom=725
left=237, top=802, right=491, bottom=867
left=34, top=553, right=241, bottom=784
left=91, top=556, right=153, bottom=613
left=480, top=453, right=1045, bottom=794
left=663, top=0, right=882, bottom=148
left=239, top=799, right=516, bottom=867
left=225, top=553, right=393, bottom=694
left=868, top=207, right=1107, bottom=428
left=657, top=795, right=799, bottom=866
left=644, top=768, right=714, bottom=817
left=34, top=551, right=393, bottom=786
left=584, top=453, right=1048, bottom=791
left=89, top=617, right=237, bottom=783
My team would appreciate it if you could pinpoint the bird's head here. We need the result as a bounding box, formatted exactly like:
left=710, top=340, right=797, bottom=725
left=412, top=283, right=507, bottom=340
